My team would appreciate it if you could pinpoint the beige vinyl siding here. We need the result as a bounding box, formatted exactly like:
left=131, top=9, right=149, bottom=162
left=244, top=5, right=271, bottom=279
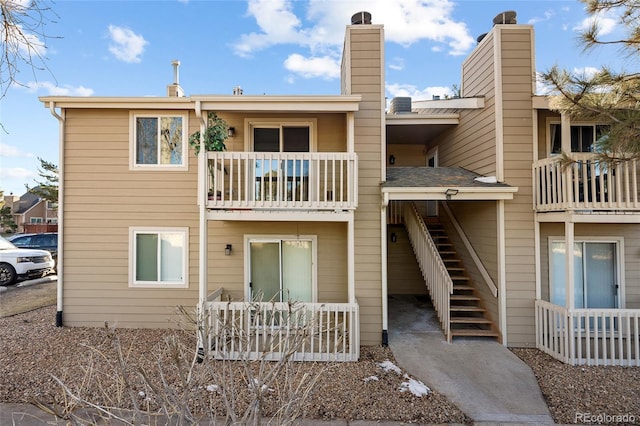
left=62, top=109, right=200, bottom=328
left=387, top=225, right=428, bottom=295
left=500, top=27, right=537, bottom=346
left=539, top=223, right=640, bottom=309
left=436, top=32, right=497, bottom=176
left=220, top=112, right=347, bottom=153
left=342, top=25, right=384, bottom=345
left=387, top=144, right=427, bottom=167
left=206, top=221, right=348, bottom=303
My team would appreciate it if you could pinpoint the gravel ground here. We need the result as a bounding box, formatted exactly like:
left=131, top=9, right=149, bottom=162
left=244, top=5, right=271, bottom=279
left=511, top=348, right=640, bottom=425
left=3, top=306, right=640, bottom=425
left=0, top=306, right=469, bottom=424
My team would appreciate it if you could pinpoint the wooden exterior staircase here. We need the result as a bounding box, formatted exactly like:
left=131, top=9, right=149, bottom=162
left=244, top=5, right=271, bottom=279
left=425, top=219, right=500, bottom=340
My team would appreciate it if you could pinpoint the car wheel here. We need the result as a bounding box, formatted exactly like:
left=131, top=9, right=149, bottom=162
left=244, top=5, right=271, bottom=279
left=0, top=263, right=17, bottom=286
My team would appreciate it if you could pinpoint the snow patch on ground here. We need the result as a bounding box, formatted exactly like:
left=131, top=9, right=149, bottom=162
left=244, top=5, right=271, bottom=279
left=364, top=375, right=379, bottom=383
left=400, top=377, right=431, bottom=397
left=378, top=360, right=431, bottom=397
left=206, top=384, right=220, bottom=392
left=377, top=360, right=402, bottom=375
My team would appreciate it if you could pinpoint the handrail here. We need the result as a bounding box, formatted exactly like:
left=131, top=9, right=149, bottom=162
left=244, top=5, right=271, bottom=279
left=440, top=202, right=498, bottom=298
left=403, top=202, right=452, bottom=341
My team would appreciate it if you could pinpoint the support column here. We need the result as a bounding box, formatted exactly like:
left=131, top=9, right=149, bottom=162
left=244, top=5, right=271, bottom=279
left=565, top=220, right=575, bottom=310
left=347, top=214, right=355, bottom=304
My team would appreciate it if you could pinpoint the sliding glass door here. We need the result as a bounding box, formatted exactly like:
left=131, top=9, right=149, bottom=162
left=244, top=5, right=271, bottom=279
left=249, top=239, right=313, bottom=302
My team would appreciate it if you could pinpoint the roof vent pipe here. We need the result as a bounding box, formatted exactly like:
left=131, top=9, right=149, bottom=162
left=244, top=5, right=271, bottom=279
left=233, top=86, right=243, bottom=96
left=172, top=60, right=180, bottom=85
left=351, top=11, right=371, bottom=25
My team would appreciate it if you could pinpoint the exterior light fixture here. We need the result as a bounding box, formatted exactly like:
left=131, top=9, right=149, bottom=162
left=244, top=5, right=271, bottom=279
left=228, top=127, right=235, bottom=137
left=445, top=188, right=459, bottom=199
left=389, top=155, right=395, bottom=165
left=225, top=244, right=232, bottom=256
left=391, top=232, right=397, bottom=243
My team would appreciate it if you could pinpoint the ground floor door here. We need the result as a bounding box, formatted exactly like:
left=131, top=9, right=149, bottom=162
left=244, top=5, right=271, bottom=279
left=249, top=239, right=313, bottom=302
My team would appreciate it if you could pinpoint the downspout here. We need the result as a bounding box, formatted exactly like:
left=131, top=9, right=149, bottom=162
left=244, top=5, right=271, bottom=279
left=381, top=191, right=389, bottom=345
left=49, top=102, right=64, bottom=327
left=195, top=101, right=207, bottom=306
left=195, top=101, right=207, bottom=359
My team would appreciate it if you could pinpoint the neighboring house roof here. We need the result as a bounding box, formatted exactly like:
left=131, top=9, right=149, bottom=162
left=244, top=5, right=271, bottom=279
left=382, top=167, right=518, bottom=201
left=13, top=192, right=41, bottom=215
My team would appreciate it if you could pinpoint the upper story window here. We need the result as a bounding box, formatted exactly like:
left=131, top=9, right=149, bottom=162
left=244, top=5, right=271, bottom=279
left=130, top=112, right=188, bottom=170
left=550, top=123, right=610, bottom=154
left=30, top=217, right=43, bottom=224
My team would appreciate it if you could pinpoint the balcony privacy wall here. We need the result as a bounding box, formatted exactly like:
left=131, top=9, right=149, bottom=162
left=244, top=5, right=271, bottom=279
left=341, top=23, right=384, bottom=345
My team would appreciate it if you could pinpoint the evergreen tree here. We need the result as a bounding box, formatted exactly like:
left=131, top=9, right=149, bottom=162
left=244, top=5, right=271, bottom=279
left=539, top=0, right=640, bottom=162
left=26, top=157, right=58, bottom=203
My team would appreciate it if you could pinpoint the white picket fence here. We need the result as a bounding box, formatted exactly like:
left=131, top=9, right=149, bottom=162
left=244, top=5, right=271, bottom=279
left=204, top=299, right=359, bottom=362
left=536, top=299, right=640, bottom=366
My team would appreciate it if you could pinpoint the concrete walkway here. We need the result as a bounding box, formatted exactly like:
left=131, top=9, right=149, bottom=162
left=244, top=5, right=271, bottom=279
left=387, top=294, right=555, bottom=424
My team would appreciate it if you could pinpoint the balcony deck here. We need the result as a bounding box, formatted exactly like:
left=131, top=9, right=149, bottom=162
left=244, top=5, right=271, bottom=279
left=205, top=152, right=357, bottom=218
left=533, top=154, right=640, bottom=213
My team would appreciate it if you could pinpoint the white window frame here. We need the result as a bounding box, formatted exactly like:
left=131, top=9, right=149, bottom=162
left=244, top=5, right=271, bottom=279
left=129, top=227, right=189, bottom=288
left=30, top=217, right=43, bottom=224
left=243, top=234, right=318, bottom=302
left=243, top=118, right=317, bottom=152
left=130, top=111, right=189, bottom=171
left=548, top=236, right=625, bottom=308
left=546, top=118, right=609, bottom=156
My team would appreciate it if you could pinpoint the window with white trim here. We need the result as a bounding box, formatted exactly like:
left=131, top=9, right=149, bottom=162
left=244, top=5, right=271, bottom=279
left=129, top=227, right=188, bottom=288
left=130, top=113, right=188, bottom=170
left=549, top=122, right=610, bottom=154
left=246, top=236, right=316, bottom=303
left=30, top=217, right=43, bottom=224
left=549, top=237, right=622, bottom=308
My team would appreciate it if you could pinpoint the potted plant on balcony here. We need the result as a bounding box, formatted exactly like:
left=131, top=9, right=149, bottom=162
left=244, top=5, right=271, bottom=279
left=189, top=112, right=230, bottom=200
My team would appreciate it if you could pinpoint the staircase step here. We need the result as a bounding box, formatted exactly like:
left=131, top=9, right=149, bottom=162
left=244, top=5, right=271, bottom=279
left=453, top=285, right=475, bottom=292
left=446, top=267, right=465, bottom=272
left=451, top=329, right=500, bottom=338
left=450, top=317, right=493, bottom=324
left=451, top=295, right=481, bottom=301
left=450, top=275, right=470, bottom=281
left=443, top=258, right=462, bottom=263
left=451, top=306, right=486, bottom=312
left=438, top=250, right=457, bottom=255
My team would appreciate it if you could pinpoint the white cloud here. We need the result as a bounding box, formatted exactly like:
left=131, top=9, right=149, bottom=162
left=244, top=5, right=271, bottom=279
left=0, top=167, right=36, bottom=180
left=386, top=83, right=453, bottom=101
left=527, top=9, right=555, bottom=25
left=20, top=81, right=94, bottom=96
left=107, top=25, right=148, bottom=63
left=572, top=66, right=599, bottom=79
left=388, top=57, right=405, bottom=71
left=283, top=54, right=340, bottom=79
left=574, top=10, right=617, bottom=37
left=233, top=0, right=475, bottom=79
left=0, top=143, right=35, bottom=158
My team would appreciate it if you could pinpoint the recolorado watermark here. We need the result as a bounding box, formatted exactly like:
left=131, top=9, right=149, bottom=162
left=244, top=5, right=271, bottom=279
left=575, top=412, right=637, bottom=424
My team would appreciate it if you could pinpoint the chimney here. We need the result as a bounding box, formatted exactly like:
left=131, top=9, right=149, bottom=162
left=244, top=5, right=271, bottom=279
left=167, top=60, right=184, bottom=97
left=232, top=86, right=243, bottom=96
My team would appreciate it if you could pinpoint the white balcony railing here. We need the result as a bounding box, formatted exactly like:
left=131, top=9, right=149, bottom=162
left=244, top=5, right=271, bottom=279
left=204, top=299, right=360, bottom=362
left=536, top=299, right=640, bottom=366
left=206, top=152, right=358, bottom=211
left=533, top=154, right=640, bottom=212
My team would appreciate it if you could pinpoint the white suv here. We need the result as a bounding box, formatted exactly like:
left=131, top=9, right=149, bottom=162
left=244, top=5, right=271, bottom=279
left=0, top=236, right=54, bottom=286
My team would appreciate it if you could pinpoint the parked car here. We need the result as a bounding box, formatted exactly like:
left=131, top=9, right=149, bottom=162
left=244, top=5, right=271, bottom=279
left=7, top=233, right=58, bottom=265
left=0, top=236, right=54, bottom=286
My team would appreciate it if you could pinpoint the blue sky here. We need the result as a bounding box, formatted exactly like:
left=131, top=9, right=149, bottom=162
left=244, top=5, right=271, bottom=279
left=1, top=0, right=633, bottom=196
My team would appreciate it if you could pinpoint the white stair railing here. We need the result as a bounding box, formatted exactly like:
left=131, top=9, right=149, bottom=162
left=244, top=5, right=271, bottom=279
left=403, top=202, right=453, bottom=341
